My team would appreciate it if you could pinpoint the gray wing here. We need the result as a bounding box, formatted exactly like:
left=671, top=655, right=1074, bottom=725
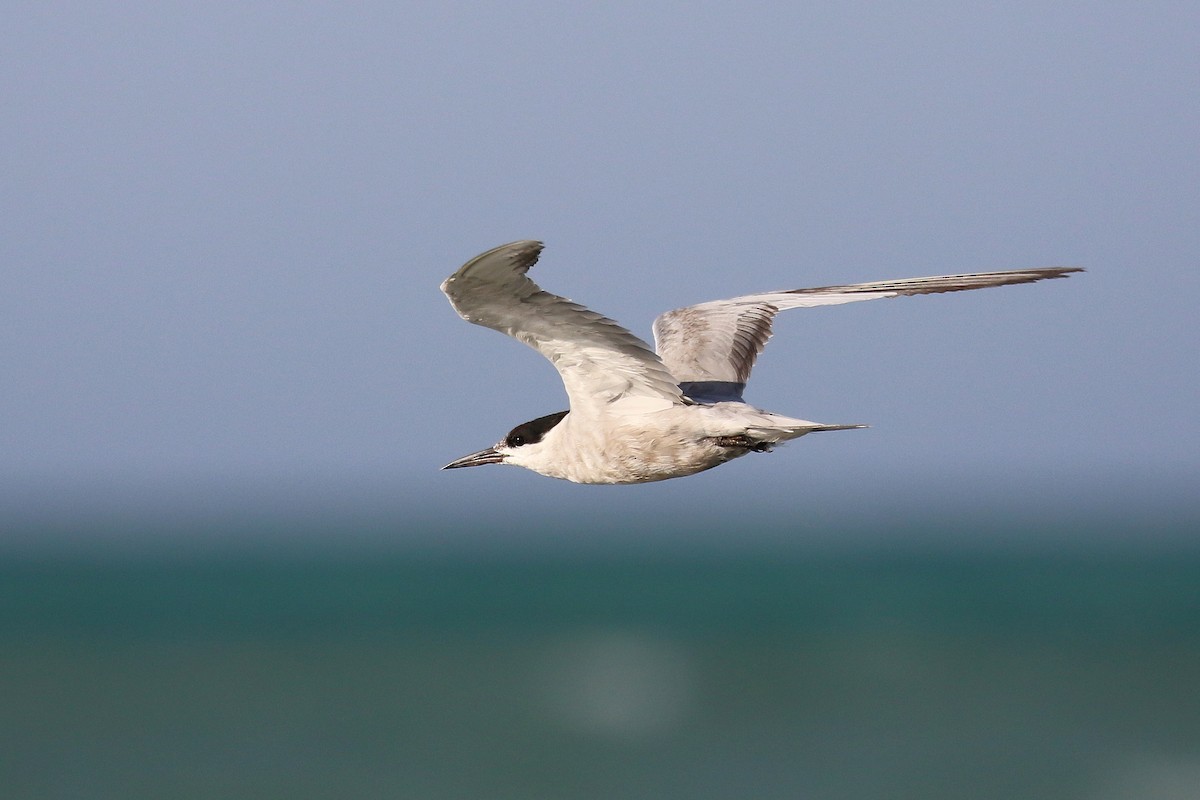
left=653, top=267, right=1084, bottom=402
left=442, top=241, right=684, bottom=416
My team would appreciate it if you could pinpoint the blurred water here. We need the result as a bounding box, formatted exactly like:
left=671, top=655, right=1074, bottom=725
left=2, top=528, right=1198, bottom=800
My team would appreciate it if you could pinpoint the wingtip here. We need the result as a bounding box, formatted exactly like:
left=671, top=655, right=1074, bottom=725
left=471, top=239, right=544, bottom=275
left=444, top=240, right=547, bottom=296
left=503, top=239, right=545, bottom=260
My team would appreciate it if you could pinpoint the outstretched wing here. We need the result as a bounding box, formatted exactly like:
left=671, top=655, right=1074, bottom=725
left=653, top=267, right=1083, bottom=402
left=442, top=240, right=685, bottom=415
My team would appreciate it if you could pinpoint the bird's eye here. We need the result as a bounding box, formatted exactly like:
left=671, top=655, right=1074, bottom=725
left=503, top=411, right=566, bottom=450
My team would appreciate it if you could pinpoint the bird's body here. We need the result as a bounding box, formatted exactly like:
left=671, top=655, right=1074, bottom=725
left=440, top=241, right=1081, bottom=484
left=496, top=403, right=851, bottom=484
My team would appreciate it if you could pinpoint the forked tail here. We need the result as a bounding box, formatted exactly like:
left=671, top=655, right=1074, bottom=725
left=745, top=422, right=868, bottom=443
left=807, top=423, right=869, bottom=433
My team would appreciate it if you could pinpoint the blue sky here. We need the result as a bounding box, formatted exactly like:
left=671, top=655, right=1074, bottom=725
left=2, top=3, right=1197, bottom=542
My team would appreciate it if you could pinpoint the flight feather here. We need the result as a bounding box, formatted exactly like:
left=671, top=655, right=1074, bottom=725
left=441, top=240, right=684, bottom=414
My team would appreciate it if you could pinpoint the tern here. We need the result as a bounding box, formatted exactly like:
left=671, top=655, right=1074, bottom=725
left=441, top=241, right=1081, bottom=484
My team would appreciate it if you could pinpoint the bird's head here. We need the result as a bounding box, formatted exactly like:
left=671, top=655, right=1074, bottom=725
left=442, top=410, right=569, bottom=473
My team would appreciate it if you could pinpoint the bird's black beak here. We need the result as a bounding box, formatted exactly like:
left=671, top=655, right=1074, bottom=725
left=442, top=446, right=505, bottom=470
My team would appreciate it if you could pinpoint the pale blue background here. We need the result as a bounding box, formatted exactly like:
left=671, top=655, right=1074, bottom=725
left=3, top=8, right=1199, bottom=797
left=3, top=2, right=1197, bottom=544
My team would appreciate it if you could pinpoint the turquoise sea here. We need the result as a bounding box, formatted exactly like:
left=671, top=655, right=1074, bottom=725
left=3, top=524, right=1199, bottom=799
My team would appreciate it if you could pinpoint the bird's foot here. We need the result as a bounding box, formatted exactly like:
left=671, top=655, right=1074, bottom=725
left=714, top=435, right=773, bottom=452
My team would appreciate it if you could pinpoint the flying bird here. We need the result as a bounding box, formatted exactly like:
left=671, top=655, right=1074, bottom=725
left=441, top=241, right=1081, bottom=484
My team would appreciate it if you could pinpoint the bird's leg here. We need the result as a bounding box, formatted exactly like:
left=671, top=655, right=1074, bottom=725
left=713, top=434, right=773, bottom=452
